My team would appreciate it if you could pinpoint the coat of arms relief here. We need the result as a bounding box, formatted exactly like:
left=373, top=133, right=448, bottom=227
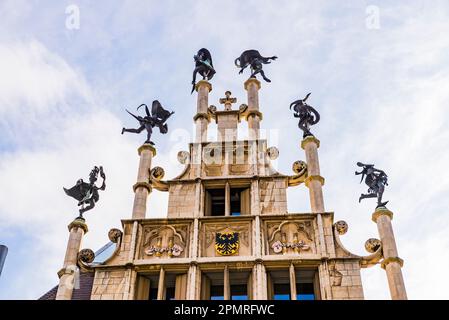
left=266, top=220, right=315, bottom=255
left=202, top=223, right=250, bottom=257
left=141, top=224, right=189, bottom=258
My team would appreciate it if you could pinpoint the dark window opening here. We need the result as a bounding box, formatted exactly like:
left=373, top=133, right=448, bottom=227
left=231, top=284, right=248, bottom=300
left=210, top=285, right=224, bottom=300
left=149, top=287, right=158, bottom=300
left=204, top=186, right=250, bottom=216
left=230, top=270, right=250, bottom=300
left=202, top=270, right=250, bottom=300
left=268, top=270, right=291, bottom=300
left=164, top=273, right=177, bottom=300
left=144, top=273, right=186, bottom=300
left=295, top=269, right=317, bottom=300
left=230, top=188, right=244, bottom=216
left=202, top=272, right=224, bottom=300
left=165, top=286, right=176, bottom=300
left=296, top=282, right=315, bottom=300
left=146, top=274, right=159, bottom=300
left=209, top=188, right=225, bottom=216
left=273, top=284, right=291, bottom=300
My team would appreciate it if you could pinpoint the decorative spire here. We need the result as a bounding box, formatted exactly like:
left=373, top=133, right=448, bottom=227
left=219, top=91, right=237, bottom=111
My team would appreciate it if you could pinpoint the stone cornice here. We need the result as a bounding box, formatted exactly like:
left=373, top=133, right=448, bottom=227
left=120, top=212, right=334, bottom=225
left=244, top=78, right=261, bottom=90
left=372, top=208, right=394, bottom=223
left=57, top=266, right=76, bottom=278
left=188, top=138, right=268, bottom=147
left=301, top=136, right=320, bottom=149
left=68, top=217, right=88, bottom=233
left=246, top=110, right=263, bottom=121
left=168, top=174, right=289, bottom=185
left=193, top=112, right=210, bottom=122
left=137, top=143, right=156, bottom=157
left=381, top=257, right=404, bottom=269
left=133, top=181, right=152, bottom=193
left=195, top=80, right=212, bottom=92
left=305, top=175, right=325, bottom=187
left=214, top=109, right=241, bottom=124
left=214, top=110, right=241, bottom=116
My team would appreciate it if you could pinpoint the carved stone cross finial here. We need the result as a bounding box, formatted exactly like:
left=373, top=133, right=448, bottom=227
left=219, top=91, right=237, bottom=111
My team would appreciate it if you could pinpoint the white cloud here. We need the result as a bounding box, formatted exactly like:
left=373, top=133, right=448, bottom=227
left=0, top=39, right=176, bottom=299
left=0, top=40, right=92, bottom=114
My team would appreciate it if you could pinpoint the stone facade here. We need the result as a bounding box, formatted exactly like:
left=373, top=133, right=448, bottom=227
left=51, top=78, right=406, bottom=300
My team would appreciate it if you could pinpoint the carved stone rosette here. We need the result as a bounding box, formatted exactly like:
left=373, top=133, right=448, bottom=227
left=108, top=228, right=122, bottom=243
left=78, top=248, right=95, bottom=264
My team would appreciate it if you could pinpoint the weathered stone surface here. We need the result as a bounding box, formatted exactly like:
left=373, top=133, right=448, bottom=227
left=48, top=74, right=408, bottom=302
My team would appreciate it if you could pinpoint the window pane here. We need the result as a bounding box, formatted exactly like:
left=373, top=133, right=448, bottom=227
left=166, top=286, right=176, bottom=300
left=147, top=275, right=160, bottom=300
left=210, top=285, right=224, bottom=300
left=149, top=287, right=158, bottom=300
left=273, top=283, right=291, bottom=300
left=231, top=284, right=247, bottom=300
left=209, top=189, right=225, bottom=216
left=297, top=294, right=315, bottom=300
left=297, top=282, right=315, bottom=300
left=230, top=188, right=241, bottom=216
left=274, top=294, right=290, bottom=300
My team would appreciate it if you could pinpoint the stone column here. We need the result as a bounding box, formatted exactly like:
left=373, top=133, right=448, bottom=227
left=157, top=267, right=166, bottom=300
left=244, top=78, right=262, bottom=176
left=253, top=261, right=267, bottom=300
left=56, top=217, right=88, bottom=300
left=289, top=263, right=297, bottom=300
left=318, top=263, right=333, bottom=300
left=225, top=181, right=231, bottom=216
left=301, top=135, right=331, bottom=276
left=224, top=265, right=230, bottom=300
left=132, top=144, right=156, bottom=219
left=186, top=264, right=201, bottom=300
left=244, top=78, right=263, bottom=141
left=194, top=80, right=212, bottom=143
left=372, top=208, right=407, bottom=300
left=301, top=136, right=325, bottom=213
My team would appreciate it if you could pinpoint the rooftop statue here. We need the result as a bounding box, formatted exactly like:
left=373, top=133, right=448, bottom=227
left=235, top=49, right=277, bottom=82
left=121, top=100, right=174, bottom=145
left=191, top=48, right=216, bottom=93
left=290, top=93, right=320, bottom=138
left=63, top=166, right=106, bottom=218
left=355, top=162, right=389, bottom=208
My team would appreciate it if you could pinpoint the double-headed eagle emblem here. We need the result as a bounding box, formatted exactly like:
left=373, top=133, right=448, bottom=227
left=215, top=232, right=239, bottom=256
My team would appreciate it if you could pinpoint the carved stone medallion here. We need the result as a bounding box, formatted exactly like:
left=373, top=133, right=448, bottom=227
left=365, top=238, right=381, bottom=253
left=78, top=248, right=95, bottom=264
left=334, top=221, right=348, bottom=235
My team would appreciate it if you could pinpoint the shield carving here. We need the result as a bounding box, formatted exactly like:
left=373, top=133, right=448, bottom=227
left=215, top=232, right=239, bottom=256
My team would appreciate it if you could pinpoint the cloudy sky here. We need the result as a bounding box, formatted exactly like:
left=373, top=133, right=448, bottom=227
left=1, top=0, right=448, bottom=299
